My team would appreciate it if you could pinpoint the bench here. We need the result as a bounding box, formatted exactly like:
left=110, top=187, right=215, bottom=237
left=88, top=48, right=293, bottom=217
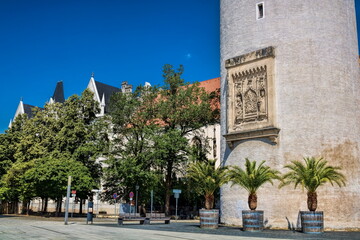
left=117, top=213, right=171, bottom=225
left=117, top=213, right=146, bottom=225
left=145, top=213, right=171, bottom=224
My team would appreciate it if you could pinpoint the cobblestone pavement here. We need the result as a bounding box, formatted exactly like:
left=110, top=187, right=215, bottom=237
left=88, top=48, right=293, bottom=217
left=1, top=215, right=359, bottom=240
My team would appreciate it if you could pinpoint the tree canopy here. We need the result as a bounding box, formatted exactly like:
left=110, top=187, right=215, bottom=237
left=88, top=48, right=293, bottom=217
left=0, top=64, right=219, bottom=216
left=102, top=85, right=161, bottom=204
left=0, top=89, right=105, bottom=212
left=102, top=64, right=219, bottom=214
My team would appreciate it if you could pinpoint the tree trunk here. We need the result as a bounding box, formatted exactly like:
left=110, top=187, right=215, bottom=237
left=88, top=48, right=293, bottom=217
left=164, top=160, right=173, bottom=216
left=44, top=198, right=48, bottom=212
left=205, top=194, right=214, bottom=210
left=165, top=179, right=171, bottom=216
left=14, top=201, right=19, bottom=214
left=307, top=192, right=317, bottom=211
left=59, top=198, right=62, bottom=214
left=248, top=193, right=257, bottom=210
left=79, top=198, right=83, bottom=214
left=21, top=199, right=28, bottom=215
left=55, top=197, right=62, bottom=217
left=42, top=197, right=48, bottom=212
left=55, top=199, right=59, bottom=217
left=41, top=198, right=44, bottom=212
left=26, top=201, right=30, bottom=215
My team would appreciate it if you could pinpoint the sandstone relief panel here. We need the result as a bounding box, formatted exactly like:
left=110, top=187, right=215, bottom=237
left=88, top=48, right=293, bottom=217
left=224, top=47, right=279, bottom=147
left=233, top=66, right=268, bottom=127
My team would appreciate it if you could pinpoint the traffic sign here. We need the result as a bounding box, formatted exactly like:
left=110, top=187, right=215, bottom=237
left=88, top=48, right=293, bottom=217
left=113, top=193, right=117, bottom=199
left=172, top=189, right=181, bottom=221
left=71, top=190, right=76, bottom=194
left=129, top=192, right=134, bottom=198
left=172, top=189, right=181, bottom=194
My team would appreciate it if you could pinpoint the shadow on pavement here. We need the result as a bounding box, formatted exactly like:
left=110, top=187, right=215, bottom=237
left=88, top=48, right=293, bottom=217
left=87, top=220, right=360, bottom=239
left=0, top=214, right=22, bottom=218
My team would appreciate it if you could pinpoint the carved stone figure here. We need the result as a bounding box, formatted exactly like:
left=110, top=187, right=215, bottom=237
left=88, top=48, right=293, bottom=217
left=232, top=65, right=268, bottom=129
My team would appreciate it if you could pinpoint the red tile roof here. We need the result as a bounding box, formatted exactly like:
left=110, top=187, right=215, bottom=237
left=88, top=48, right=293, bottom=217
left=197, top=77, right=220, bottom=93
left=196, top=77, right=220, bottom=112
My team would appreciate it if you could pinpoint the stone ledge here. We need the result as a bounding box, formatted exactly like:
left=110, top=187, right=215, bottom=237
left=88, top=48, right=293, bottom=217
left=225, top=46, right=275, bottom=68
left=224, top=127, right=280, bottom=148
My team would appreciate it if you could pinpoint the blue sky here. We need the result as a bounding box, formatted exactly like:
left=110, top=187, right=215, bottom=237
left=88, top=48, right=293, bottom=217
left=0, top=0, right=220, bottom=133
left=1, top=1, right=360, bottom=133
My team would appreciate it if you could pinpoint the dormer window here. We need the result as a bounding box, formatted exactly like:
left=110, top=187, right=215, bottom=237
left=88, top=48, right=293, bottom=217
left=256, top=2, right=264, bottom=20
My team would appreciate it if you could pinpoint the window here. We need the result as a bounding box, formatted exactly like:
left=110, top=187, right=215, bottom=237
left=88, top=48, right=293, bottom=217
left=256, top=2, right=264, bottom=20
left=213, top=128, right=217, bottom=158
left=191, top=136, right=206, bottom=161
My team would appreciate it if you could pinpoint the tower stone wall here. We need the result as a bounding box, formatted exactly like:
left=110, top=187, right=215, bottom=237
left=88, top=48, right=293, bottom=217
left=220, top=0, right=360, bottom=229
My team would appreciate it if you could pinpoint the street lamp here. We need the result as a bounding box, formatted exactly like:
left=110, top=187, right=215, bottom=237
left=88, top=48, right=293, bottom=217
left=91, top=189, right=101, bottom=215
left=135, top=185, right=139, bottom=214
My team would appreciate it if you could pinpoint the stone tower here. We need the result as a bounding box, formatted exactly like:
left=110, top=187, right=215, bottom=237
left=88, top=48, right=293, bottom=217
left=220, top=0, right=360, bottom=229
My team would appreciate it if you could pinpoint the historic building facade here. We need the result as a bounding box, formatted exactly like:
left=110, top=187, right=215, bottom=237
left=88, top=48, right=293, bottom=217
left=10, top=81, right=65, bottom=127
left=220, top=0, right=360, bottom=229
left=10, top=75, right=220, bottom=214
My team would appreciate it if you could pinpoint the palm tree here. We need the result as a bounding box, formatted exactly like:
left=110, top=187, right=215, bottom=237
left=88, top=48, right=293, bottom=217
left=280, top=157, right=346, bottom=211
left=186, top=159, right=229, bottom=209
left=229, top=158, right=281, bottom=210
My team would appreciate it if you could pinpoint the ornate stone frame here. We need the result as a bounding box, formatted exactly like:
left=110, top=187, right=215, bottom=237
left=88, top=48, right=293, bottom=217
left=224, top=47, right=279, bottom=147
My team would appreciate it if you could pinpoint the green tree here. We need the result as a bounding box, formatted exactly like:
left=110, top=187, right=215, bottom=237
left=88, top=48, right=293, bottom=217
left=153, top=64, right=219, bottom=215
left=24, top=152, right=95, bottom=202
left=103, top=64, right=218, bottom=214
left=280, top=157, right=346, bottom=211
left=0, top=112, right=46, bottom=211
left=0, top=89, right=105, bottom=214
left=0, top=134, right=15, bottom=179
left=186, top=160, right=229, bottom=209
left=12, top=106, right=56, bottom=163
left=0, top=161, right=35, bottom=211
left=102, top=86, right=160, bottom=204
left=53, top=90, right=105, bottom=201
left=229, top=158, right=281, bottom=210
left=157, top=64, right=218, bottom=135
left=151, top=128, right=188, bottom=213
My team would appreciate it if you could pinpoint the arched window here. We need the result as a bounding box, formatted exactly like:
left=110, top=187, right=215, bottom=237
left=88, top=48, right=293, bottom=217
left=192, top=136, right=202, bottom=149
left=191, top=136, right=207, bottom=162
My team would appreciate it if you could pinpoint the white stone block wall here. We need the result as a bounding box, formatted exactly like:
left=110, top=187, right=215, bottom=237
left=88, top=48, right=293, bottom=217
left=220, top=0, right=360, bottom=229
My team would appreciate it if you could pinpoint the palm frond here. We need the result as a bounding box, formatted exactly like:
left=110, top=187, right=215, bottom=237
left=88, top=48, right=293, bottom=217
left=280, top=157, right=346, bottom=193
left=186, top=159, right=229, bottom=196
left=229, top=158, right=281, bottom=195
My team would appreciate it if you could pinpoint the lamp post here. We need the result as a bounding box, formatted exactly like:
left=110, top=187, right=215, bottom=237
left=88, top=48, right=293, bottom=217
left=135, top=185, right=139, bottom=214
left=150, top=190, right=153, bottom=214
left=64, top=176, right=72, bottom=225
left=91, top=189, right=101, bottom=215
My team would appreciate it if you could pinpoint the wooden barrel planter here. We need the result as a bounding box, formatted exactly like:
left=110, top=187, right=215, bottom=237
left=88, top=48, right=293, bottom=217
left=199, top=209, right=219, bottom=229
left=242, top=210, right=264, bottom=232
left=300, top=211, right=324, bottom=234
